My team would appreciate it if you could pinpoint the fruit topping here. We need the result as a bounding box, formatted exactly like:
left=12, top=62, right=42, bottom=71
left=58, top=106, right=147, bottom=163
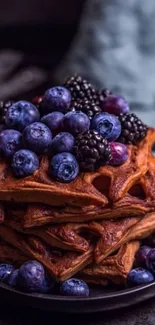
left=91, top=112, right=121, bottom=141
left=60, top=278, right=89, bottom=297
left=74, top=130, right=112, bottom=172
left=12, top=149, right=39, bottom=177
left=98, top=89, right=112, bottom=105
left=17, top=260, right=45, bottom=293
left=22, top=122, right=52, bottom=155
left=127, top=267, right=154, bottom=286
left=41, top=112, right=64, bottom=135
left=0, top=129, right=22, bottom=158
left=5, top=101, right=40, bottom=132
left=146, top=249, right=155, bottom=274
left=42, top=86, right=71, bottom=114
left=135, top=246, right=151, bottom=268
left=63, top=111, right=90, bottom=135
left=109, top=142, right=128, bottom=166
left=0, top=264, right=14, bottom=282
left=118, top=113, right=148, bottom=144
left=72, top=99, right=101, bottom=119
left=0, top=100, right=14, bottom=124
left=49, top=152, right=79, bottom=183
left=49, top=132, right=75, bottom=155
left=7, top=269, right=19, bottom=287
left=102, top=94, right=130, bottom=115
left=64, top=74, right=97, bottom=102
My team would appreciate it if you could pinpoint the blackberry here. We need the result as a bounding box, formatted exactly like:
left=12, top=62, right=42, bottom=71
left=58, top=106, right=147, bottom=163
left=74, top=130, right=112, bottom=172
left=98, top=89, right=112, bottom=106
left=0, top=101, right=14, bottom=124
left=64, top=75, right=98, bottom=102
left=118, top=113, right=148, bottom=145
left=72, top=98, right=101, bottom=119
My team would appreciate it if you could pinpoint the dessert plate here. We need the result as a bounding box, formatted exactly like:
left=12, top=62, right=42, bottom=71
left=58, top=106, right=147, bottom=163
left=0, top=281, right=155, bottom=313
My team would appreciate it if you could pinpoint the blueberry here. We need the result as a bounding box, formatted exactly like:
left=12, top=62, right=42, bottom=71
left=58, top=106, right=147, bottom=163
left=49, top=152, right=79, bottom=183
left=0, top=129, right=22, bottom=158
left=102, top=94, right=130, bottom=115
left=63, top=111, right=90, bottom=135
left=12, top=149, right=39, bottom=177
left=135, top=246, right=151, bottom=267
left=49, top=132, right=75, bottom=155
left=127, top=267, right=154, bottom=287
left=17, top=260, right=45, bottom=293
left=41, top=112, right=64, bottom=135
left=5, top=101, right=40, bottom=131
left=109, top=142, right=128, bottom=166
left=91, top=112, right=121, bottom=141
left=146, top=249, right=155, bottom=274
left=60, top=278, right=89, bottom=297
left=43, top=86, right=71, bottom=114
left=40, top=273, right=55, bottom=293
left=7, top=269, right=19, bottom=287
left=22, top=122, right=52, bottom=155
left=0, top=264, right=14, bottom=282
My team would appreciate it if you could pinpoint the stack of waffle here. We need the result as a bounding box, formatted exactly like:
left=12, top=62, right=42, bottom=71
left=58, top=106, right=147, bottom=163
left=0, top=128, right=155, bottom=286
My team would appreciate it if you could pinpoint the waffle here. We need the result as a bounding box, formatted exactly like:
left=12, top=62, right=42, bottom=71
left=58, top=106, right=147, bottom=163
left=0, top=128, right=154, bottom=286
left=93, top=212, right=155, bottom=263
left=0, top=128, right=154, bottom=208
left=0, top=224, right=93, bottom=281
left=5, top=207, right=155, bottom=261
left=79, top=241, right=140, bottom=285
left=0, top=240, right=27, bottom=266
left=0, top=237, right=139, bottom=286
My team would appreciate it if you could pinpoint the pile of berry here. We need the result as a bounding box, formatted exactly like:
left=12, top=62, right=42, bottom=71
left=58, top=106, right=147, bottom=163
left=0, top=75, right=148, bottom=183
left=0, top=260, right=89, bottom=297
left=128, top=243, right=155, bottom=287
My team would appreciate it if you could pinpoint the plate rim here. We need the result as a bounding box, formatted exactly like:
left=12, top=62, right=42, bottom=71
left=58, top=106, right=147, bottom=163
left=1, top=280, right=155, bottom=301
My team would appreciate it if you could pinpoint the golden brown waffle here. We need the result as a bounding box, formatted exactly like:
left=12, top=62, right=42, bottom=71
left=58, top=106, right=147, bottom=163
left=5, top=212, right=94, bottom=253
left=93, top=212, right=155, bottom=264
left=0, top=240, right=27, bottom=265
left=5, top=206, right=155, bottom=261
left=0, top=238, right=139, bottom=286
left=22, top=193, right=153, bottom=227
left=0, top=128, right=154, bottom=207
left=80, top=241, right=140, bottom=285
left=0, top=224, right=93, bottom=281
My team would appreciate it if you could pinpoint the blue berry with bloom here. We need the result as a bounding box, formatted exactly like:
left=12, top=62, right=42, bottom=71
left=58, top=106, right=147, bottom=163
left=49, top=152, right=79, bottom=183
left=5, top=101, right=40, bottom=131
left=43, top=86, right=71, bottom=114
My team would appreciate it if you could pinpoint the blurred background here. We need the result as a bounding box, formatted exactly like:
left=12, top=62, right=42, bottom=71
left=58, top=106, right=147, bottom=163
left=0, top=0, right=84, bottom=101
left=0, top=0, right=155, bottom=125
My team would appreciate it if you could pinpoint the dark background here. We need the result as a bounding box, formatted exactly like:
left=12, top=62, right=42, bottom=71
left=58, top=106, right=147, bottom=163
left=0, top=0, right=85, bottom=101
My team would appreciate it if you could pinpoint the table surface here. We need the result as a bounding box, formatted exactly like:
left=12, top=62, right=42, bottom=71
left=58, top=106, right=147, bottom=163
left=0, top=297, right=154, bottom=325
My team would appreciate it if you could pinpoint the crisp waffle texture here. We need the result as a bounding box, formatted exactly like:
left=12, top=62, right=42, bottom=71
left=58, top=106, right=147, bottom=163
left=0, top=128, right=155, bottom=285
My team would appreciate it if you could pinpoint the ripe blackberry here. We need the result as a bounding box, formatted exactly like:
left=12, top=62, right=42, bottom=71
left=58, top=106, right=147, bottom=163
left=72, top=98, right=101, bottom=119
left=0, top=100, right=14, bottom=124
left=98, top=89, right=112, bottom=106
left=64, top=75, right=98, bottom=102
left=74, top=130, right=112, bottom=172
left=118, top=113, right=148, bottom=145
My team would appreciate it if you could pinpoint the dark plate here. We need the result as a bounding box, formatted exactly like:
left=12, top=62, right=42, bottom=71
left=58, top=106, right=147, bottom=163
left=0, top=281, right=155, bottom=313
